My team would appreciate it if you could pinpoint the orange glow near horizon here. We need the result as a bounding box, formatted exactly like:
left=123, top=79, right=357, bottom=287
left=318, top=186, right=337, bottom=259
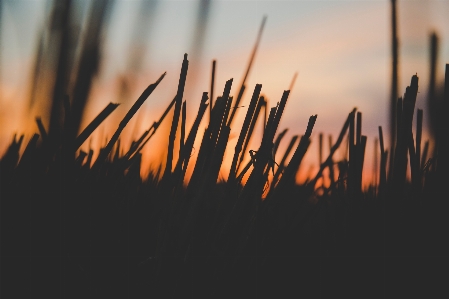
left=0, top=0, right=447, bottom=188
left=0, top=66, right=438, bottom=189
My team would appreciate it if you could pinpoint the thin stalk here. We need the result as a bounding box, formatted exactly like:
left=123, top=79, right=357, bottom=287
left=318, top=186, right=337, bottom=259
left=164, top=54, right=189, bottom=180
left=92, top=72, right=165, bottom=172
left=73, top=102, right=119, bottom=150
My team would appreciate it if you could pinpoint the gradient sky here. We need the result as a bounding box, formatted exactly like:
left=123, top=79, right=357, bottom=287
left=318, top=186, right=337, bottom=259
left=1, top=0, right=449, bottom=185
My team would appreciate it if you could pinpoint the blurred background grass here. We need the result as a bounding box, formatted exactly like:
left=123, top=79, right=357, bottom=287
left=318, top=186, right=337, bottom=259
left=1, top=0, right=448, bottom=185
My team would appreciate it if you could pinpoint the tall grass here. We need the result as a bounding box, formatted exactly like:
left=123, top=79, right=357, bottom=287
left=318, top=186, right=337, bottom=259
left=1, top=1, right=448, bottom=298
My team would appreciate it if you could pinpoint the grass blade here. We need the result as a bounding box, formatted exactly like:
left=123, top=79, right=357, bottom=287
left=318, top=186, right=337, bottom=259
left=73, top=102, right=119, bottom=150
left=92, top=72, right=166, bottom=172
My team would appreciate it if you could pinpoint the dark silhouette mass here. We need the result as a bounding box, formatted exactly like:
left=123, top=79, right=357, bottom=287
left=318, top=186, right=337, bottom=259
left=1, top=1, right=448, bottom=298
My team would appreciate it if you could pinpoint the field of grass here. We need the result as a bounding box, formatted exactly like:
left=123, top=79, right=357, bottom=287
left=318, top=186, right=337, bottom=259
left=1, top=1, right=448, bottom=298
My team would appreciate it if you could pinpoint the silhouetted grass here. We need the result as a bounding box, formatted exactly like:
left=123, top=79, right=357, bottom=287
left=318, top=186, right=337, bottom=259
left=2, top=58, right=449, bottom=299
left=1, top=3, right=448, bottom=298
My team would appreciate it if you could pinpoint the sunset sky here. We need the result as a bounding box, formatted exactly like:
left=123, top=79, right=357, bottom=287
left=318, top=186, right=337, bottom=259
left=1, top=0, right=449, bottom=186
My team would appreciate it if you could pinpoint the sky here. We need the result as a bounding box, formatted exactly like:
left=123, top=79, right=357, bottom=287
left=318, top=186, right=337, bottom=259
left=1, top=0, right=449, bottom=186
